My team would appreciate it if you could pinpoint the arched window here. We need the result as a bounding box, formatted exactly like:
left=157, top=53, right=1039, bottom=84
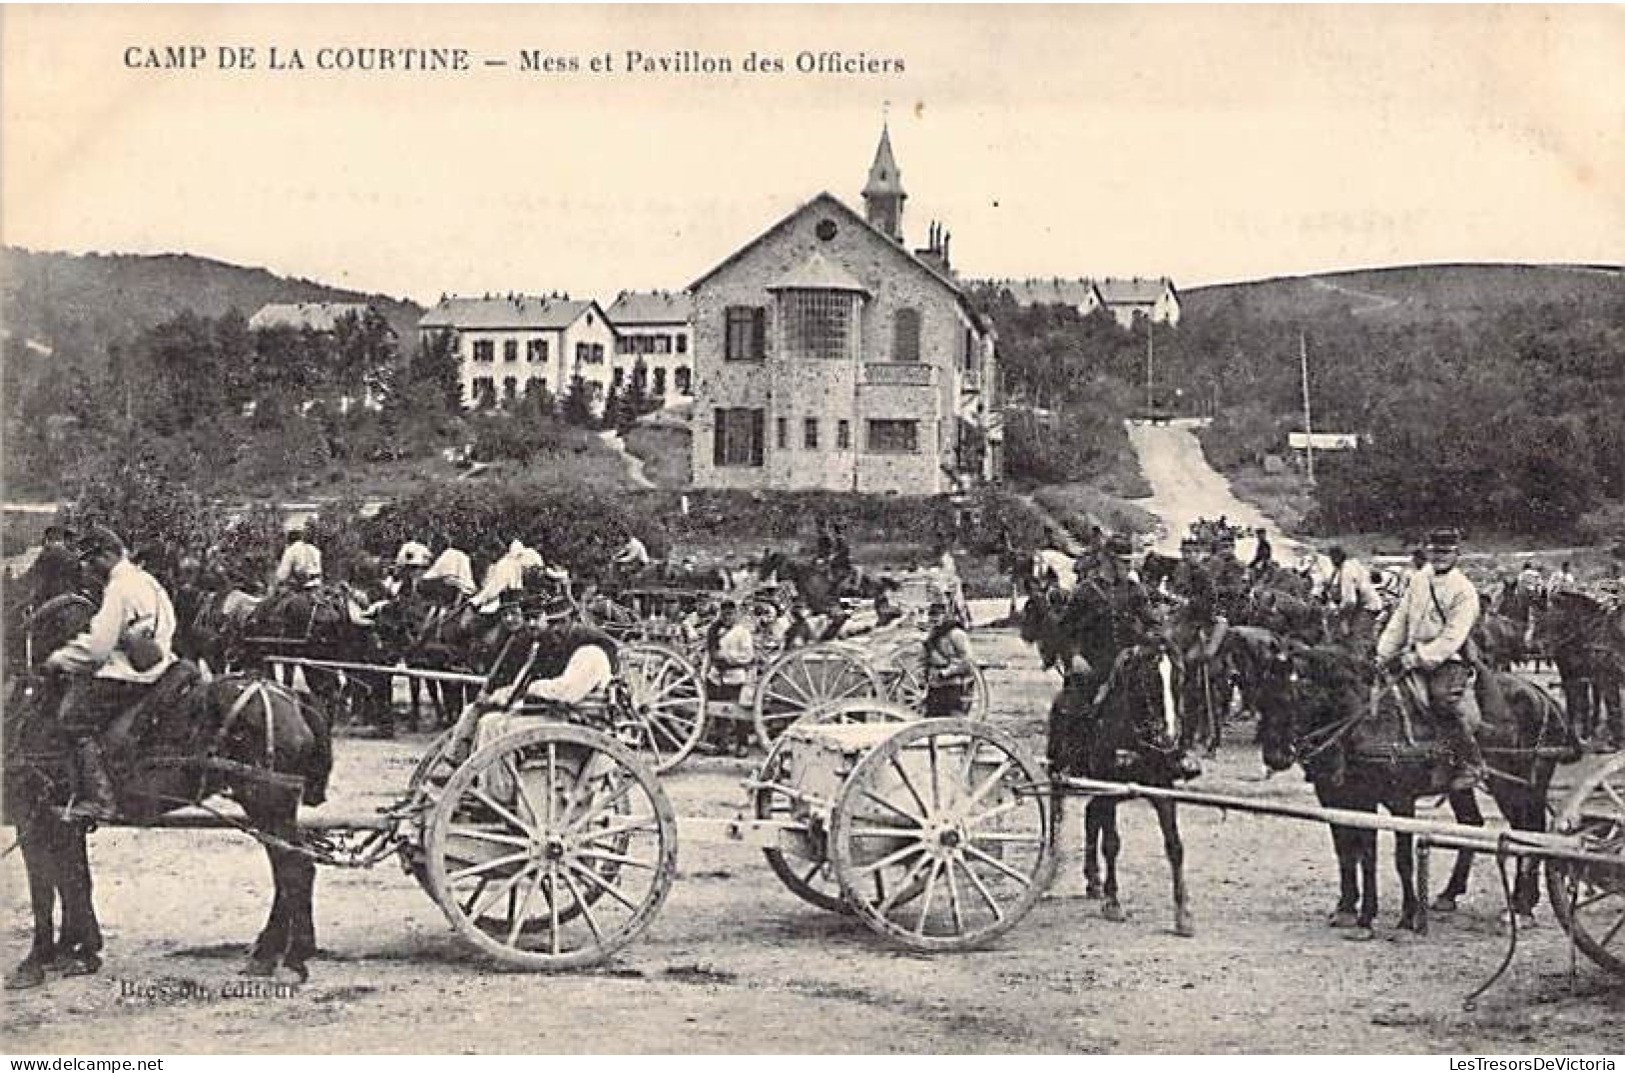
left=893, top=308, right=921, bottom=362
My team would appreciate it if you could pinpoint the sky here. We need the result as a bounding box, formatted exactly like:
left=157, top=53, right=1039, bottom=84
left=3, top=5, right=1621, bottom=307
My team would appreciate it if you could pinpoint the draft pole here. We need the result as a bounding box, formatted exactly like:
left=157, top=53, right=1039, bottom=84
left=1299, top=330, right=1315, bottom=484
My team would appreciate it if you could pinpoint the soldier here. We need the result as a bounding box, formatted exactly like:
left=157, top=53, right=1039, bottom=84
left=1376, top=527, right=1487, bottom=791
left=44, top=526, right=177, bottom=823
left=1326, top=546, right=1383, bottom=654
left=921, top=597, right=976, bottom=718
left=274, top=526, right=323, bottom=590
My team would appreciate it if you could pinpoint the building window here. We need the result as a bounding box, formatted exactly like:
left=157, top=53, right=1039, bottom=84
left=893, top=308, right=922, bottom=362
left=472, top=376, right=495, bottom=407
left=713, top=408, right=764, bottom=467
left=837, top=419, right=851, bottom=450
left=527, top=339, right=547, bottom=362
left=576, top=342, right=605, bottom=365
left=655, top=334, right=672, bottom=354
left=504, top=340, right=518, bottom=362
left=867, top=419, right=920, bottom=453
left=653, top=367, right=667, bottom=395
left=725, top=306, right=766, bottom=361
left=782, top=290, right=852, bottom=361
left=473, top=340, right=494, bottom=363
left=804, top=417, right=819, bottom=450
left=676, top=334, right=688, bottom=355
left=776, top=416, right=788, bottom=449
left=612, top=367, right=625, bottom=388
left=616, top=337, right=631, bottom=355
left=503, top=376, right=518, bottom=403
left=675, top=367, right=692, bottom=396
left=528, top=375, right=545, bottom=397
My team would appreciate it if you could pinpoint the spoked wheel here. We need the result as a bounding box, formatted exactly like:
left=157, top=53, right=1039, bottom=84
left=752, top=643, right=880, bottom=751
left=404, top=726, right=460, bottom=897
left=1546, top=752, right=1625, bottom=977
left=754, top=699, right=919, bottom=914
left=876, top=642, right=990, bottom=720
left=424, top=724, right=678, bottom=970
left=829, top=720, right=1055, bottom=952
left=617, top=643, right=708, bottom=773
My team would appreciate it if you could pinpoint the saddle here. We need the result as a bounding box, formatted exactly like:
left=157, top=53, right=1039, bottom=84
left=102, top=660, right=206, bottom=768
left=1350, top=667, right=1474, bottom=764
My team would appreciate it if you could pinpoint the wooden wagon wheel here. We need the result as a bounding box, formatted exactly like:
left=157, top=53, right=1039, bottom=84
left=752, top=643, right=881, bottom=751
left=424, top=723, right=678, bottom=970
left=617, top=642, right=708, bottom=773
left=829, top=720, right=1055, bottom=952
left=1545, top=751, right=1625, bottom=977
left=754, top=699, right=919, bottom=914
left=875, top=642, right=990, bottom=721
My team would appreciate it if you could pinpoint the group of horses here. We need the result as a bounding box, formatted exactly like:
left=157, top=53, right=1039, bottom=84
left=1012, top=540, right=1616, bottom=941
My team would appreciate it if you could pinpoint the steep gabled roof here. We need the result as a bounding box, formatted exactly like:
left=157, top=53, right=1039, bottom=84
left=1095, top=277, right=1176, bottom=304
left=991, top=278, right=1106, bottom=309
left=688, top=192, right=970, bottom=312
left=417, top=295, right=601, bottom=332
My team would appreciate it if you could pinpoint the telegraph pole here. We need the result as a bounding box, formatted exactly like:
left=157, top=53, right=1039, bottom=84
left=1299, top=331, right=1315, bottom=484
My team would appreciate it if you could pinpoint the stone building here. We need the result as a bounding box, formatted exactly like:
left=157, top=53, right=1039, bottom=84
left=993, top=276, right=1181, bottom=328
left=689, top=127, right=1000, bottom=494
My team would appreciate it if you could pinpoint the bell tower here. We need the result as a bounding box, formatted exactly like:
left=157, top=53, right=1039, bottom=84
left=862, top=122, right=907, bottom=242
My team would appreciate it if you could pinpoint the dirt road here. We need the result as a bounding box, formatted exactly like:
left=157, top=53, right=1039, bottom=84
left=1127, top=420, right=1302, bottom=560
left=5, top=619, right=1621, bottom=1053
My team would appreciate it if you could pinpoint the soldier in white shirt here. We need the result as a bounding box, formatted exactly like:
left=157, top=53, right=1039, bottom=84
left=1375, top=527, right=1486, bottom=790
left=1326, top=546, right=1384, bottom=653
left=45, top=526, right=178, bottom=823
left=274, top=528, right=323, bottom=590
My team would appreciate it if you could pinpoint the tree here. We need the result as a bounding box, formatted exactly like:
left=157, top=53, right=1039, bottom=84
left=410, top=328, right=463, bottom=414
left=560, top=374, right=596, bottom=428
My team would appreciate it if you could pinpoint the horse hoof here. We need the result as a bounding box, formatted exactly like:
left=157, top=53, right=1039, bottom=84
left=58, top=952, right=101, bottom=978
left=1084, top=882, right=1102, bottom=901
left=1500, top=911, right=1538, bottom=930
left=4, top=961, right=47, bottom=990
left=1342, top=926, right=1376, bottom=943
left=241, top=958, right=277, bottom=978
left=1102, top=901, right=1127, bottom=924
left=1173, top=917, right=1196, bottom=938
left=273, top=963, right=308, bottom=986
left=1430, top=895, right=1459, bottom=913
left=1327, top=910, right=1359, bottom=929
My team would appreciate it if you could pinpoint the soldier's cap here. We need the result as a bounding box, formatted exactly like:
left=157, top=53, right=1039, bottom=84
left=929, top=599, right=950, bottom=612
left=1426, top=527, right=1463, bottom=550
left=719, top=599, right=738, bottom=612
left=1105, top=534, right=1135, bottom=558
left=76, top=524, right=126, bottom=559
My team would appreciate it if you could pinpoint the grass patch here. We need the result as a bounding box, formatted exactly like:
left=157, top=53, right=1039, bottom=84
left=1033, top=484, right=1159, bottom=543
left=624, top=423, right=693, bottom=488
left=1226, top=470, right=1316, bottom=536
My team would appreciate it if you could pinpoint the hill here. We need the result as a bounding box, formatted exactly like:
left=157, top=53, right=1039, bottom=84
left=0, top=246, right=424, bottom=370
left=1182, top=262, right=1622, bottom=324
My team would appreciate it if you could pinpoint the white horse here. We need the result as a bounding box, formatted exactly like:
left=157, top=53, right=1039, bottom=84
left=1031, top=548, right=1080, bottom=594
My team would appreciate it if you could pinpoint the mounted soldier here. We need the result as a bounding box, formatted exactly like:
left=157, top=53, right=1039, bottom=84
left=1375, top=527, right=1494, bottom=791
left=42, top=525, right=178, bottom=824
left=387, top=539, right=433, bottom=597
left=273, top=526, right=323, bottom=592
left=1325, top=546, right=1383, bottom=654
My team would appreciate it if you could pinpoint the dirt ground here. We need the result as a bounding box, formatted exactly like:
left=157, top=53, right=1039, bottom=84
left=4, top=617, right=1622, bottom=1055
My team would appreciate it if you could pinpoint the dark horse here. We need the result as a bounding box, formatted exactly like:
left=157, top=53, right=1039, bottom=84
left=1231, top=630, right=1579, bottom=937
left=239, top=583, right=393, bottom=732
left=3, top=595, right=333, bottom=989
left=1535, top=589, right=1624, bottom=749
left=1047, top=643, right=1196, bottom=936
left=755, top=550, right=897, bottom=637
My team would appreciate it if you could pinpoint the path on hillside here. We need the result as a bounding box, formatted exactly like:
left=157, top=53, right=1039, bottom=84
left=597, top=429, right=656, bottom=489
left=1312, top=277, right=1400, bottom=316
left=1126, top=419, right=1304, bottom=559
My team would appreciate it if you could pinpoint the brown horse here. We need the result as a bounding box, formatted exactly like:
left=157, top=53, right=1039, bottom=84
left=1231, top=630, right=1578, bottom=936
left=4, top=596, right=333, bottom=989
left=1535, top=590, right=1624, bottom=748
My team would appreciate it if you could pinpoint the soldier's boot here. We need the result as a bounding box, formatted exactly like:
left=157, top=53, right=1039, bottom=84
left=1441, top=719, right=1487, bottom=793
left=62, top=738, right=119, bottom=825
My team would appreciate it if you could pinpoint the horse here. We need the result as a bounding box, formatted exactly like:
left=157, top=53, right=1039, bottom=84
left=1139, top=551, right=1182, bottom=594
left=238, top=582, right=393, bottom=733
left=3, top=594, right=333, bottom=989
left=1230, top=629, right=1579, bottom=936
left=1535, top=589, right=1624, bottom=748
left=755, top=550, right=895, bottom=640
left=1046, top=642, right=1195, bottom=936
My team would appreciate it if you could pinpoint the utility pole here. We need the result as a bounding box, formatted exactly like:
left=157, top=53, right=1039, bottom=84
left=1145, top=319, right=1155, bottom=412
left=1299, top=330, right=1315, bottom=484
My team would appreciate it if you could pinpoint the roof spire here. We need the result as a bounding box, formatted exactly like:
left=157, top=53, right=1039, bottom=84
left=862, top=114, right=907, bottom=242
